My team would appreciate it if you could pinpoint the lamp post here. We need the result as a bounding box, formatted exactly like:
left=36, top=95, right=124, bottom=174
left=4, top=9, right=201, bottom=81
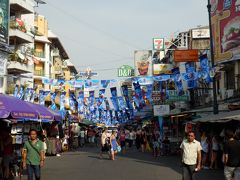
left=207, top=0, right=218, bottom=114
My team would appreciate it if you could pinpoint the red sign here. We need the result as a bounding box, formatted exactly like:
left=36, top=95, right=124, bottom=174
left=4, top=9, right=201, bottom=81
left=211, top=0, right=240, bottom=63
left=174, top=50, right=199, bottom=62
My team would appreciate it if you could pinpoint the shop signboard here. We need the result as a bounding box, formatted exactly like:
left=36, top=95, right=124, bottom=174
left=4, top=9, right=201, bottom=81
left=211, top=0, right=240, bottom=63
left=134, top=50, right=152, bottom=76
left=192, top=28, right=210, bottom=39
left=154, top=105, right=170, bottom=116
left=0, top=0, right=9, bottom=45
left=118, top=65, right=134, bottom=77
left=167, top=90, right=190, bottom=102
left=153, top=64, right=173, bottom=75
left=153, top=38, right=164, bottom=50
left=174, top=50, right=199, bottom=62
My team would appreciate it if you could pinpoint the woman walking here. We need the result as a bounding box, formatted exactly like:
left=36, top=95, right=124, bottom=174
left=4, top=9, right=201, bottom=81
left=110, top=131, right=118, bottom=160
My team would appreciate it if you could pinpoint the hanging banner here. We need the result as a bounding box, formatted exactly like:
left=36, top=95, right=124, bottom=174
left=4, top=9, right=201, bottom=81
left=153, top=75, right=171, bottom=82
left=30, top=89, right=36, bottom=103
left=133, top=76, right=153, bottom=85
left=50, top=92, right=57, bottom=111
left=24, top=88, right=30, bottom=101
left=100, top=80, right=110, bottom=88
left=199, top=55, right=212, bottom=83
left=74, top=80, right=84, bottom=88
left=13, top=85, right=18, bottom=98
left=185, top=62, right=197, bottom=89
left=172, top=67, right=184, bottom=96
left=60, top=91, right=66, bottom=118
left=84, top=80, right=100, bottom=89
left=69, top=91, right=76, bottom=112
left=121, top=85, right=132, bottom=109
left=77, top=91, right=84, bottom=115
left=133, top=82, right=145, bottom=107
left=118, top=97, right=127, bottom=111
left=98, top=89, right=105, bottom=111
left=211, top=0, right=240, bottom=63
left=17, top=86, right=24, bottom=100
left=104, top=98, right=110, bottom=110
left=110, top=87, right=119, bottom=111
left=89, top=91, right=95, bottom=113
left=134, top=50, right=152, bottom=76
left=39, top=90, right=50, bottom=106
left=146, top=84, right=153, bottom=104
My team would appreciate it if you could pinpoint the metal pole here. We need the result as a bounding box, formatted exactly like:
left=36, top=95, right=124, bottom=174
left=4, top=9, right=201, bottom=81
left=207, top=0, right=218, bottom=114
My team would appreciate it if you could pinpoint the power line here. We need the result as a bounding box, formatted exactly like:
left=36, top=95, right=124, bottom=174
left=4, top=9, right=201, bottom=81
left=45, top=1, right=142, bottom=50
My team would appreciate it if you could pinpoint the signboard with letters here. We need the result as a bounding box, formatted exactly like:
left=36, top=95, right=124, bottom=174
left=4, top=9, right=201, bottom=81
left=174, top=50, right=199, bottom=62
left=154, top=105, right=170, bottom=116
left=118, top=65, right=134, bottom=77
left=192, top=28, right=210, bottom=39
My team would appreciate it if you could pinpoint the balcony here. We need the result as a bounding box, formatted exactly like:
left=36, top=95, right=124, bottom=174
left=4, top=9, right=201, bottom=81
left=9, top=19, right=34, bottom=44
left=7, top=61, right=33, bottom=75
left=34, top=69, right=44, bottom=77
left=34, top=51, right=45, bottom=58
left=10, top=0, right=34, bottom=14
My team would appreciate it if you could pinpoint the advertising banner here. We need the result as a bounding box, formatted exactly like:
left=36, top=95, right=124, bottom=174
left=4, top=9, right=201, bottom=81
left=133, top=81, right=145, bottom=107
left=50, top=92, right=57, bottom=111
left=172, top=68, right=184, bottom=96
left=211, top=0, right=240, bottom=63
left=153, top=38, right=164, bottom=50
left=0, top=0, right=9, bottom=45
left=133, top=76, right=153, bottom=85
left=174, top=50, right=199, bottom=62
left=110, top=87, right=119, bottom=111
left=98, top=89, right=105, bottom=111
left=185, top=62, right=197, bottom=89
left=134, top=50, right=152, bottom=76
left=77, top=91, right=84, bottom=114
left=153, top=64, right=173, bottom=75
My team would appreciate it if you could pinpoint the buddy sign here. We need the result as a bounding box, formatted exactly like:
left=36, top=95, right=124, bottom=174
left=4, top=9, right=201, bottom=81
left=118, top=65, right=134, bottom=77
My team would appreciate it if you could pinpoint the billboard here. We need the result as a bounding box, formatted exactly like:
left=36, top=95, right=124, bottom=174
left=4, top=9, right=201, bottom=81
left=211, top=0, right=240, bottom=63
left=0, top=0, right=9, bottom=45
left=153, top=64, right=173, bottom=75
left=174, top=50, right=199, bottom=62
left=153, top=38, right=164, bottom=50
left=134, top=50, right=152, bottom=76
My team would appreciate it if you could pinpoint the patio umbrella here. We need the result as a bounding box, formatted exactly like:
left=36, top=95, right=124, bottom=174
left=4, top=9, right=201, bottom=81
left=0, top=94, right=38, bottom=119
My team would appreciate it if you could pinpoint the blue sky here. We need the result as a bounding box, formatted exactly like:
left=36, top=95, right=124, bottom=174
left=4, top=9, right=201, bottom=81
left=38, top=0, right=208, bottom=80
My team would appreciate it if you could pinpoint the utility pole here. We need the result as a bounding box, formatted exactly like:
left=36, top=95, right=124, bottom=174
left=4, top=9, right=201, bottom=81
left=207, top=0, right=218, bottom=114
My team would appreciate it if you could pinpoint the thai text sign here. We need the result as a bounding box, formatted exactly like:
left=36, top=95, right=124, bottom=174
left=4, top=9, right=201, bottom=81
left=174, top=50, right=199, bottom=62
left=154, top=105, right=170, bottom=116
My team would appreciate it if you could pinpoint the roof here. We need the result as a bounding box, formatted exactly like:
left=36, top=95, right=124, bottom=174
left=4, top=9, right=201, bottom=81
left=48, top=30, right=69, bottom=60
left=193, top=110, right=240, bottom=123
left=64, top=60, right=78, bottom=74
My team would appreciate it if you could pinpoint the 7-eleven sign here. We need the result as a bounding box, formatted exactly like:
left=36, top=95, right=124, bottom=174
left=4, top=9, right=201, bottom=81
left=153, top=38, right=164, bottom=50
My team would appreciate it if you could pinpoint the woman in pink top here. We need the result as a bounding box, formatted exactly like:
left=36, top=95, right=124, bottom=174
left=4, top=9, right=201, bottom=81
left=119, top=130, right=126, bottom=153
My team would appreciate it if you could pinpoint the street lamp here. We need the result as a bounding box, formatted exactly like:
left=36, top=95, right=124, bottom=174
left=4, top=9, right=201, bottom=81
left=207, top=0, right=218, bottom=114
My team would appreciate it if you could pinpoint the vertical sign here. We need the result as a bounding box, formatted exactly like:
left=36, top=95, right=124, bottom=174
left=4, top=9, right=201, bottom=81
left=153, top=38, right=164, bottom=50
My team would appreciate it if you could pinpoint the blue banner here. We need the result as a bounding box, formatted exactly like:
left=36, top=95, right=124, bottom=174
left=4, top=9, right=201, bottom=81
left=110, top=87, right=119, bottom=111
left=99, top=89, right=105, bottom=111
left=39, top=90, right=50, bottom=106
left=172, top=67, right=184, bottom=96
left=17, top=85, right=24, bottom=100
left=146, top=84, right=153, bottom=104
left=200, top=55, right=212, bottom=84
left=69, top=91, right=76, bottom=112
left=133, top=82, right=145, bottom=108
left=185, top=62, right=197, bottom=89
left=77, top=91, right=84, bottom=115
left=153, top=75, right=171, bottom=82
left=60, top=91, right=66, bottom=118
left=50, top=92, right=57, bottom=111
left=118, top=97, right=127, bottom=111
left=101, top=80, right=110, bottom=88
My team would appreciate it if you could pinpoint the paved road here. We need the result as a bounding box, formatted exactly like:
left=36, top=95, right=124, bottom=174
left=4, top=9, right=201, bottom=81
left=18, top=146, right=224, bottom=180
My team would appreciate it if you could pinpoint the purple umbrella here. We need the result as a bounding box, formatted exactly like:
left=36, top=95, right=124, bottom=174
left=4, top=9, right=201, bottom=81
left=27, top=103, right=54, bottom=121
left=0, top=94, right=38, bottom=119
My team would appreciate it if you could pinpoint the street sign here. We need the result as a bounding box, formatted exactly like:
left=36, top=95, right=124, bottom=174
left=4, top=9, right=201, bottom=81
left=118, top=65, right=134, bottom=77
left=174, top=50, right=199, bottom=62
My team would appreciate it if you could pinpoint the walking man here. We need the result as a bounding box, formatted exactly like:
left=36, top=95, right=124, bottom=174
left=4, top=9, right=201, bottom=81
left=180, top=131, right=202, bottom=180
left=223, top=129, right=240, bottom=180
left=100, top=127, right=110, bottom=159
left=22, top=129, right=45, bottom=180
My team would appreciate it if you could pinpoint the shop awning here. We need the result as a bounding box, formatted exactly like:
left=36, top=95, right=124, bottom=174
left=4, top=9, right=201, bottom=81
left=193, top=110, right=240, bottom=123
left=0, top=94, right=39, bottom=119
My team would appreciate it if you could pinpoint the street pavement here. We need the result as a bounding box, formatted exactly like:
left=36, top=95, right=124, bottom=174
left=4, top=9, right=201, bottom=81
left=18, top=146, right=224, bottom=180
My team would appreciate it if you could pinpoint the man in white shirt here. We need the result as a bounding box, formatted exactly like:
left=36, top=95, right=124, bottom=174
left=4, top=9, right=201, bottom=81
left=180, top=131, right=202, bottom=180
